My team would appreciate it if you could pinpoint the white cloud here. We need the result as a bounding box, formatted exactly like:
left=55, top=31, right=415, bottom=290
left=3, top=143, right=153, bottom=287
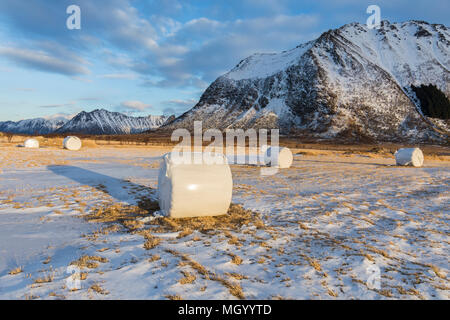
left=98, top=73, right=138, bottom=79
left=0, top=46, right=90, bottom=76
left=39, top=101, right=76, bottom=108
left=164, top=99, right=198, bottom=107
left=120, top=100, right=152, bottom=111
left=42, top=113, right=76, bottom=121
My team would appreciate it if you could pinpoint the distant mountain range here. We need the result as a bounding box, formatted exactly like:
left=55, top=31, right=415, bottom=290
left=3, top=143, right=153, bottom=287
left=0, top=109, right=171, bottom=135
left=0, top=117, right=67, bottom=135
left=162, top=20, right=449, bottom=142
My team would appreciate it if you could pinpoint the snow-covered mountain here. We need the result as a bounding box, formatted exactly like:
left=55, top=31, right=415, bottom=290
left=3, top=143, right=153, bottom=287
left=55, top=109, right=170, bottom=135
left=163, top=20, right=449, bottom=142
left=0, top=117, right=69, bottom=135
left=0, top=109, right=171, bottom=135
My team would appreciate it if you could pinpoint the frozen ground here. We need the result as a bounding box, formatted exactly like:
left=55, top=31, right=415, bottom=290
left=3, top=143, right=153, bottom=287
left=0, top=145, right=448, bottom=299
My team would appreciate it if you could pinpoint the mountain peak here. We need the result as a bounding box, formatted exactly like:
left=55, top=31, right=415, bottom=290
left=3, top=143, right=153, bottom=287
left=163, top=20, right=449, bottom=142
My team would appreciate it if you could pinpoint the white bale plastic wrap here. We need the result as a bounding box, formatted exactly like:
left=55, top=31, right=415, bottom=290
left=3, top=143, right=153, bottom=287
left=395, top=148, right=424, bottom=167
left=264, top=146, right=293, bottom=168
left=158, top=152, right=233, bottom=218
left=63, top=136, right=82, bottom=151
left=23, top=138, right=39, bottom=148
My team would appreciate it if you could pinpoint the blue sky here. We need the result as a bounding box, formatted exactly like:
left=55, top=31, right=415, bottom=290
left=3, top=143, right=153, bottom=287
left=0, top=0, right=448, bottom=121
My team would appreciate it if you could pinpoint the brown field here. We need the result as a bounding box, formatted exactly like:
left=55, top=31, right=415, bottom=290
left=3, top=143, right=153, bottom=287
left=1, top=131, right=449, bottom=159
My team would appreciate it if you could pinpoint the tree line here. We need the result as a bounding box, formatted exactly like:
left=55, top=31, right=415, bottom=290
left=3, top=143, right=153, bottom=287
left=411, top=84, right=450, bottom=119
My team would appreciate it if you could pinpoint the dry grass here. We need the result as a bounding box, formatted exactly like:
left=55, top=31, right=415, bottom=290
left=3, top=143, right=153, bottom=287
left=149, top=254, right=161, bottom=262
left=177, top=228, right=193, bottom=238
left=70, top=255, right=109, bottom=269
left=8, top=266, right=23, bottom=275
left=165, top=249, right=245, bottom=299
left=165, top=294, right=183, bottom=300
left=80, top=272, right=88, bottom=280
left=229, top=254, right=243, bottom=265
left=179, top=271, right=196, bottom=284
left=90, top=283, right=109, bottom=295
left=143, top=237, right=161, bottom=250
left=33, top=272, right=54, bottom=284
left=149, top=203, right=264, bottom=235
left=225, top=272, right=249, bottom=280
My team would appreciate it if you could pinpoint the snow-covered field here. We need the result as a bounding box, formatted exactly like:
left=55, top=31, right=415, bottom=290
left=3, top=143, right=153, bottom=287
left=0, top=145, right=448, bottom=299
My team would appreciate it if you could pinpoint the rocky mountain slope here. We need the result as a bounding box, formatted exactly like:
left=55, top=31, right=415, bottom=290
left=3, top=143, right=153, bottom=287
left=163, top=20, right=449, bottom=142
left=0, top=117, right=68, bottom=135
left=0, top=109, right=170, bottom=135
left=55, top=109, right=169, bottom=135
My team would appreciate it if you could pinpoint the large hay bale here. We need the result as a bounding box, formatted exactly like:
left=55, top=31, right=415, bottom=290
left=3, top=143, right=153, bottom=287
left=158, top=152, right=233, bottom=218
left=264, top=146, right=293, bottom=168
left=23, top=138, right=39, bottom=148
left=63, top=136, right=82, bottom=151
left=395, top=148, right=424, bottom=167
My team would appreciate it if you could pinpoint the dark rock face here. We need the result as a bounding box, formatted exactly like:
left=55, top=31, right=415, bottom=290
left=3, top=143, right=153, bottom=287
left=163, top=20, right=449, bottom=142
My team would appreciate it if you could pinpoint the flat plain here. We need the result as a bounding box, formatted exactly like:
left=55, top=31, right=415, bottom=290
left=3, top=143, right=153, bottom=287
left=0, top=142, right=448, bottom=299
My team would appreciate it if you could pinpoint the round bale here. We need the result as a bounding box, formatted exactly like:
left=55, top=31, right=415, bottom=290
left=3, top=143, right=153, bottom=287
left=264, top=146, right=293, bottom=168
left=24, top=138, right=39, bottom=148
left=395, top=148, right=424, bottom=167
left=63, top=136, right=82, bottom=151
left=158, top=152, right=233, bottom=218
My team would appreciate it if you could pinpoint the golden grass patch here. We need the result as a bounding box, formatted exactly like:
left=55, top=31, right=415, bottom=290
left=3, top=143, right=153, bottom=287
left=33, top=273, right=54, bottom=284
left=70, top=255, right=109, bottom=269
left=229, top=254, right=243, bottom=265
left=143, top=237, right=161, bottom=250
left=166, top=294, right=183, bottom=300
left=165, top=249, right=245, bottom=299
left=90, top=283, right=109, bottom=295
left=8, top=266, right=23, bottom=275
left=179, top=271, right=196, bottom=284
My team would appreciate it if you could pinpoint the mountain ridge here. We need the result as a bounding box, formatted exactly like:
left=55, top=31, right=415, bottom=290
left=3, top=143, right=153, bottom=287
left=161, top=20, right=449, bottom=142
left=0, top=109, right=171, bottom=135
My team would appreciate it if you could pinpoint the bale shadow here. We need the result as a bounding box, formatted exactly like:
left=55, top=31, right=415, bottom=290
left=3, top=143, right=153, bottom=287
left=47, top=165, right=156, bottom=208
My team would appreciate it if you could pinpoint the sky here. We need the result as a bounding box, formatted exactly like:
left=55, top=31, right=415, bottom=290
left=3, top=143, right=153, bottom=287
left=0, top=0, right=448, bottom=121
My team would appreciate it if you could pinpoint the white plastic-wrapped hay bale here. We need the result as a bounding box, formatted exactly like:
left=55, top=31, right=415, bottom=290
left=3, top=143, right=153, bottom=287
left=395, top=148, right=424, bottom=167
left=264, top=146, right=293, bottom=168
left=158, top=152, right=233, bottom=218
left=63, top=136, right=82, bottom=151
left=23, top=138, right=39, bottom=148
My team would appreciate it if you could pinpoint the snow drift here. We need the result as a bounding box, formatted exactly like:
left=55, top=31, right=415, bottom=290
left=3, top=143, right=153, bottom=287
left=158, top=152, right=233, bottom=218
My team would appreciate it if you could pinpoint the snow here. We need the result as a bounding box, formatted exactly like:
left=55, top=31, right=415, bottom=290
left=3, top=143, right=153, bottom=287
left=0, top=118, right=68, bottom=135
left=338, top=21, right=450, bottom=91
left=0, top=109, right=170, bottom=135
left=0, top=145, right=448, bottom=299
left=225, top=21, right=449, bottom=90
left=225, top=42, right=314, bottom=80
